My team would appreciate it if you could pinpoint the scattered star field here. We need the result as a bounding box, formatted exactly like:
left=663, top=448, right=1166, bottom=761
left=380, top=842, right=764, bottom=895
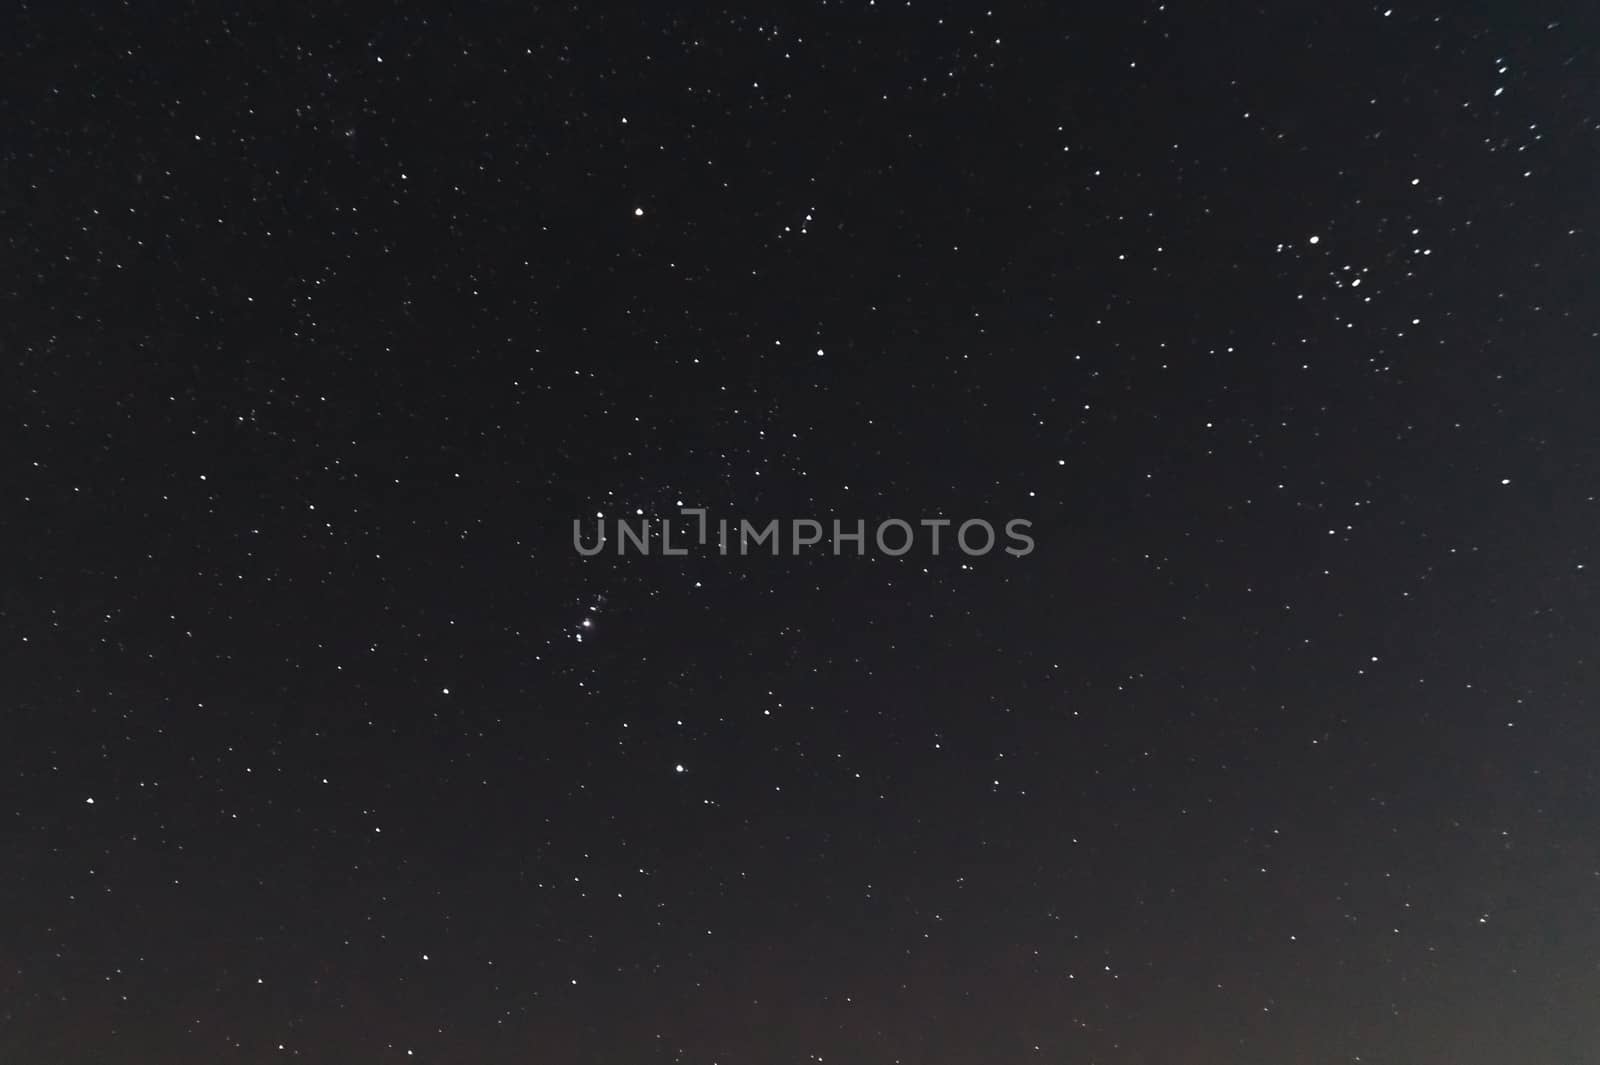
left=5, top=2, right=1600, bottom=1063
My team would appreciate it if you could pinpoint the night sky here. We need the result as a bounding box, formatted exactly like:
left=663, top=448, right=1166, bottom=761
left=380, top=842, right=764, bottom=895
left=6, top=2, right=1600, bottom=1063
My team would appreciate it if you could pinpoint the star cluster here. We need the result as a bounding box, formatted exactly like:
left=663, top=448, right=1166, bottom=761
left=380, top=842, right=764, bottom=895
left=6, top=3, right=1600, bottom=1064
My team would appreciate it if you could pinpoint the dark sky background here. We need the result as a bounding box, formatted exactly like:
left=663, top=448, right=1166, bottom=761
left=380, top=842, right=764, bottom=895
left=5, top=2, right=1600, bottom=1063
